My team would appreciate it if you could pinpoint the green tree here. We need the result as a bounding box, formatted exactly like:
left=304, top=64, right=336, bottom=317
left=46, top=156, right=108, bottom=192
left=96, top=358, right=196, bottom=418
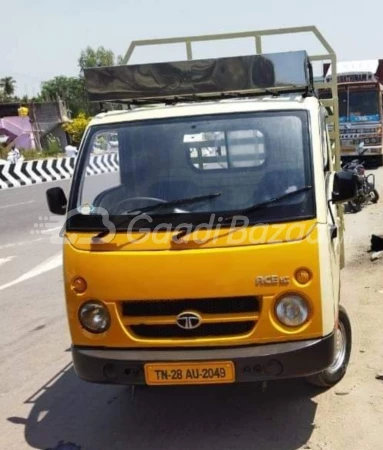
left=79, top=46, right=121, bottom=72
left=0, top=76, right=17, bottom=100
left=78, top=46, right=124, bottom=115
left=116, top=54, right=124, bottom=65
left=41, top=46, right=122, bottom=116
left=41, top=76, right=89, bottom=116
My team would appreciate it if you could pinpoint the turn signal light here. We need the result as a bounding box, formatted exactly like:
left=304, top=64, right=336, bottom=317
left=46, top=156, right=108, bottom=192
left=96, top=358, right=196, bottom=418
left=295, top=269, right=312, bottom=285
left=72, top=277, right=87, bottom=294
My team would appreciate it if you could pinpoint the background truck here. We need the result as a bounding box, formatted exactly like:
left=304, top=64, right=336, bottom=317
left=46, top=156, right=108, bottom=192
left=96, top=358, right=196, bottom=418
left=321, top=59, right=383, bottom=166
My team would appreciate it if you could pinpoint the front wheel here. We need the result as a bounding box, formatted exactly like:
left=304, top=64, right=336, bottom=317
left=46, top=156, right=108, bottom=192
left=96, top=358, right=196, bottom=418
left=348, top=201, right=362, bottom=213
left=307, top=305, right=352, bottom=388
left=370, top=188, right=380, bottom=204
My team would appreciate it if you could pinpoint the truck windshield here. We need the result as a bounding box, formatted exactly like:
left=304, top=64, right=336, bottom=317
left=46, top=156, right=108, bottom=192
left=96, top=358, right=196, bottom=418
left=338, top=87, right=380, bottom=122
left=68, top=110, right=314, bottom=230
left=339, top=90, right=348, bottom=120
left=349, top=90, right=379, bottom=119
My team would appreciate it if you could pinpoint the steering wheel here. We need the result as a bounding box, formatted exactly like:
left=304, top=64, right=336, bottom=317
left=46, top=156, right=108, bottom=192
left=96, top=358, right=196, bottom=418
left=111, top=196, right=167, bottom=215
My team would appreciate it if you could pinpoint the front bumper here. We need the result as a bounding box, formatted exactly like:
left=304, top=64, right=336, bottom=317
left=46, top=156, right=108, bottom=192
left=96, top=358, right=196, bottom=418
left=72, top=332, right=335, bottom=385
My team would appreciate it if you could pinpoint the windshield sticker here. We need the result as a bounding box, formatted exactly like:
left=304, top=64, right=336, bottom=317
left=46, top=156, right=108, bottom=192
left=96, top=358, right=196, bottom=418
left=349, top=114, right=380, bottom=123
left=78, top=203, right=95, bottom=215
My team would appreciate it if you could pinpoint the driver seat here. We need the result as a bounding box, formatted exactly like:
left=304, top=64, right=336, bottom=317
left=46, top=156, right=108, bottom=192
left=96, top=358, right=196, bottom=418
left=148, top=179, right=199, bottom=201
left=255, top=169, right=305, bottom=202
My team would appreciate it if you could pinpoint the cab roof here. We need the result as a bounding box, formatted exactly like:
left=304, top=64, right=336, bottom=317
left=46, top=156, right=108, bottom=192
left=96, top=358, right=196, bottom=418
left=89, top=95, right=321, bottom=127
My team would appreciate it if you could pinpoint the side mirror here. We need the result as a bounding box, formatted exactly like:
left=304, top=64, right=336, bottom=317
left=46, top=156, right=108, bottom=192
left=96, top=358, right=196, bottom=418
left=332, top=171, right=358, bottom=204
left=46, top=187, right=67, bottom=215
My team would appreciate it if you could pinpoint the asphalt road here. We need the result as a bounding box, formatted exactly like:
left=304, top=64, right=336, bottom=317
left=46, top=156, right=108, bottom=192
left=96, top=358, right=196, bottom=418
left=1, top=174, right=383, bottom=450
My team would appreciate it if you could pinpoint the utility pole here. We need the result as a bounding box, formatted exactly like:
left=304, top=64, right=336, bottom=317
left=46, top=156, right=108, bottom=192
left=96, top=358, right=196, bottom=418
left=29, top=102, right=42, bottom=151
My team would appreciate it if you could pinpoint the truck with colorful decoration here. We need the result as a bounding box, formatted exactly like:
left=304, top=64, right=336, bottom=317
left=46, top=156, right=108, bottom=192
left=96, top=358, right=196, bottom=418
left=322, top=60, right=383, bottom=166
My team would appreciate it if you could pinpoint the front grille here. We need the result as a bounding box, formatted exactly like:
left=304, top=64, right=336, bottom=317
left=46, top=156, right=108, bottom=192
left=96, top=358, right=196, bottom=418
left=122, top=296, right=260, bottom=317
left=130, top=322, right=255, bottom=339
left=122, top=296, right=260, bottom=340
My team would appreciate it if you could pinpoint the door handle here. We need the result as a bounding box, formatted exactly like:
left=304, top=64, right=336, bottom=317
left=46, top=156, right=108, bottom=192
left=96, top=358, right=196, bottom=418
left=329, top=224, right=338, bottom=240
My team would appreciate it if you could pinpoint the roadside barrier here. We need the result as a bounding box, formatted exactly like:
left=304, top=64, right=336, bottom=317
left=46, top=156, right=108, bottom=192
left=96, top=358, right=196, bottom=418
left=0, top=154, right=119, bottom=190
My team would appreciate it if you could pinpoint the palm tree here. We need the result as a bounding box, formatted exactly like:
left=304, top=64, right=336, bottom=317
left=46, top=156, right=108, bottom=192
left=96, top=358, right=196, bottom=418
left=0, top=77, right=16, bottom=100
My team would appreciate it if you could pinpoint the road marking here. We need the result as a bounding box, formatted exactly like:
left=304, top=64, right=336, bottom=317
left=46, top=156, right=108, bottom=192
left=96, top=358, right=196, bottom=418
left=0, top=252, right=62, bottom=292
left=0, top=256, right=15, bottom=267
left=41, top=226, right=63, bottom=234
left=0, top=238, right=44, bottom=251
left=0, top=178, right=70, bottom=192
left=0, top=162, right=19, bottom=187
left=0, top=200, right=35, bottom=210
left=14, top=162, right=33, bottom=186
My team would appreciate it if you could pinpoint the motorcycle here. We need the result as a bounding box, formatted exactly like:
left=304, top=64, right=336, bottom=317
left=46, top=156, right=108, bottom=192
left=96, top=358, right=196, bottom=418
left=342, top=143, right=379, bottom=213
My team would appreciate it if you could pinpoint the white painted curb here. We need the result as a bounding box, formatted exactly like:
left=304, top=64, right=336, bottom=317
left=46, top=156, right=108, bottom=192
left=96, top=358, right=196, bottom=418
left=0, top=154, right=119, bottom=190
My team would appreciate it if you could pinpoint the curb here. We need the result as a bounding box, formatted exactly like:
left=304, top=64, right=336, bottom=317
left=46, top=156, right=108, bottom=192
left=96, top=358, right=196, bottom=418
left=0, top=154, right=119, bottom=190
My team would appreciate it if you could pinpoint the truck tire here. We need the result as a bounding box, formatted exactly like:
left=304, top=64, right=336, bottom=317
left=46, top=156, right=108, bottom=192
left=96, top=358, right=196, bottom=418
left=306, top=305, right=352, bottom=388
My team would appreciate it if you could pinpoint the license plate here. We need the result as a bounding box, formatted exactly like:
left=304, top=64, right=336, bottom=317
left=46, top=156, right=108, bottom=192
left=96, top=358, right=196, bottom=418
left=145, top=361, right=235, bottom=385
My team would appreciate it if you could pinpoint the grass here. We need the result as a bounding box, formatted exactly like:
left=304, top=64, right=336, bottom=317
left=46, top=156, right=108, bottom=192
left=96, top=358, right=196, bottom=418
left=0, top=134, right=64, bottom=161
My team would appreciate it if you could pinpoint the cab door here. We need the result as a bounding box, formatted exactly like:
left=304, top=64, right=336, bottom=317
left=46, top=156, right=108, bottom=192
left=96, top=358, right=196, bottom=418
left=321, top=108, right=341, bottom=302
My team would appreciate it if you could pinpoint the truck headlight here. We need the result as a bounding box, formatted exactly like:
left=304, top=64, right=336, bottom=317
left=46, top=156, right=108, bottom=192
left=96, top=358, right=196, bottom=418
left=275, top=294, right=309, bottom=327
left=79, top=301, right=111, bottom=333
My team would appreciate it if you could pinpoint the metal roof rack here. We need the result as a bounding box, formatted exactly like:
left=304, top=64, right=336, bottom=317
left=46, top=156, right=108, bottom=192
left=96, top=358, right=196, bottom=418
left=123, top=27, right=339, bottom=163
left=84, top=50, right=313, bottom=104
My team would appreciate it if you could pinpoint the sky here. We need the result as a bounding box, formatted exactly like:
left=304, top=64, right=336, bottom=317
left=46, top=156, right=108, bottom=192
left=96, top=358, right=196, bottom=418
left=1, top=0, right=382, bottom=96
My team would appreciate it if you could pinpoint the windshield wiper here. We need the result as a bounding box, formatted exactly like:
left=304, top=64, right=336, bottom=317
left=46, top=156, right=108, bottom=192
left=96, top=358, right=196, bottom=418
left=126, top=192, right=221, bottom=215
left=94, top=192, right=221, bottom=239
left=173, top=186, right=313, bottom=242
left=221, top=186, right=313, bottom=223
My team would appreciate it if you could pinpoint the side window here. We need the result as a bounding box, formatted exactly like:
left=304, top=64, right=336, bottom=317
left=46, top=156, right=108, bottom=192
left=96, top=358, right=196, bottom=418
left=185, top=130, right=266, bottom=170
left=185, top=132, right=228, bottom=170
left=92, top=131, right=119, bottom=155
left=227, top=130, right=265, bottom=168
left=80, top=130, right=121, bottom=209
left=325, top=121, right=333, bottom=170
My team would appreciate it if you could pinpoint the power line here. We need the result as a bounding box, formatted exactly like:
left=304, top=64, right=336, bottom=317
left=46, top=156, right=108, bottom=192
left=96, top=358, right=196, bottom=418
left=3, top=72, right=44, bottom=82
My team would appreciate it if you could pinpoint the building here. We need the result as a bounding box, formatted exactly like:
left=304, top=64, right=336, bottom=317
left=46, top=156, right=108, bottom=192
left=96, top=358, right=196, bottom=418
left=0, top=99, right=69, bottom=150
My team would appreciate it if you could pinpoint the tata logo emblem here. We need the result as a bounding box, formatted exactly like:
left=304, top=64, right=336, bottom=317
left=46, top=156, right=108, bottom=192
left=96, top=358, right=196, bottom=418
left=256, top=276, right=290, bottom=287
left=176, top=312, right=202, bottom=330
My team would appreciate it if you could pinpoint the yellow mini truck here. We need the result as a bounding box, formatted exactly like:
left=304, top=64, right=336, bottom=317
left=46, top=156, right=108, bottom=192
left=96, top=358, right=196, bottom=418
left=47, top=27, right=358, bottom=388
